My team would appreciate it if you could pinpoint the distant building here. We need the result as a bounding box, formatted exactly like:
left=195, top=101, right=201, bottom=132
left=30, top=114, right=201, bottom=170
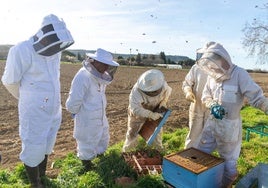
left=166, top=64, right=182, bottom=69
left=154, top=64, right=182, bottom=69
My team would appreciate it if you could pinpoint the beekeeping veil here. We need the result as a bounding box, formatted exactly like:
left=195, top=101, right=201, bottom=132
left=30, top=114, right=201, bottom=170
left=196, top=41, right=217, bottom=61
left=83, top=48, right=119, bottom=82
left=137, top=69, right=164, bottom=92
left=197, top=42, right=234, bottom=82
left=32, top=14, right=74, bottom=56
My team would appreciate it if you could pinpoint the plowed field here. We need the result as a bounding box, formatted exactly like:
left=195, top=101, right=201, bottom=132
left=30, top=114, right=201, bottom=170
left=0, top=62, right=267, bottom=177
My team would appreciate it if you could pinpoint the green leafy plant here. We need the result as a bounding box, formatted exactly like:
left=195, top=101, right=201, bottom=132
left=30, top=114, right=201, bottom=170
left=0, top=106, right=268, bottom=187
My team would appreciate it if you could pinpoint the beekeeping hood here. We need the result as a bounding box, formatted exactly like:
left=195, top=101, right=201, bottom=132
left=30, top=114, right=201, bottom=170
left=195, top=41, right=217, bottom=61
left=32, top=14, right=74, bottom=56
left=137, top=69, right=165, bottom=92
left=83, top=48, right=119, bottom=82
left=197, top=42, right=235, bottom=82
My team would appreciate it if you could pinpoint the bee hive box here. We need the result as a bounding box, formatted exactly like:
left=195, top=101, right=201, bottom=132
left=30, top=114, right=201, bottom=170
left=162, top=148, right=224, bottom=188
left=122, top=149, right=162, bottom=176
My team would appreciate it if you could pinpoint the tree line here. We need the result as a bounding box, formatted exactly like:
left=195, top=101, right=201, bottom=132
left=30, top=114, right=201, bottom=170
left=61, top=50, right=195, bottom=68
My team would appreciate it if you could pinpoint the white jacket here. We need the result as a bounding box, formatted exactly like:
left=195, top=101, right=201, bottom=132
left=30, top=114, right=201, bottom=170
left=201, top=43, right=267, bottom=119
left=182, top=64, right=209, bottom=148
left=199, top=43, right=268, bottom=186
left=65, top=65, right=111, bottom=143
left=1, top=38, right=62, bottom=166
left=182, top=64, right=208, bottom=113
left=2, top=39, right=62, bottom=128
left=201, top=43, right=267, bottom=144
left=129, top=81, right=172, bottom=119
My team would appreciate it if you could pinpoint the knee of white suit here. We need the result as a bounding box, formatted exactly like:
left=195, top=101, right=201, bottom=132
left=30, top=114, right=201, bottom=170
left=77, top=147, right=96, bottom=160
left=20, top=143, right=47, bottom=167
left=224, top=160, right=238, bottom=177
left=122, top=137, right=138, bottom=152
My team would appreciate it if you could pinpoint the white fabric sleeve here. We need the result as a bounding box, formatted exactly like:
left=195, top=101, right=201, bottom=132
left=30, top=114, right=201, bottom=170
left=1, top=43, right=31, bottom=86
left=1, top=43, right=32, bottom=99
left=65, top=70, right=87, bottom=114
left=159, top=82, right=172, bottom=107
left=3, top=83, right=20, bottom=99
left=238, top=69, right=267, bottom=110
left=128, top=84, right=153, bottom=118
left=201, top=78, right=215, bottom=108
left=182, top=68, right=194, bottom=95
left=258, top=98, right=268, bottom=114
left=182, top=65, right=201, bottom=98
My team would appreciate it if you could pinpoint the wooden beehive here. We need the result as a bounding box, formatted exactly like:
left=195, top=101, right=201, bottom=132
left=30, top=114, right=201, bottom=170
left=122, top=149, right=163, bottom=176
left=162, top=148, right=224, bottom=188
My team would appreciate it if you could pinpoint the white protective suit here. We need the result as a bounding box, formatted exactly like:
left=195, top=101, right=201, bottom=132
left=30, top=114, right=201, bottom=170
left=196, top=42, right=268, bottom=187
left=182, top=64, right=209, bottom=148
left=65, top=59, right=117, bottom=160
left=1, top=14, right=74, bottom=167
left=122, top=70, right=172, bottom=152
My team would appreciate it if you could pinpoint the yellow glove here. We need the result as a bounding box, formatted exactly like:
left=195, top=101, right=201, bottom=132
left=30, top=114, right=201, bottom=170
left=159, top=100, right=167, bottom=109
left=148, top=111, right=163, bottom=120
left=185, top=91, right=195, bottom=103
left=205, top=100, right=217, bottom=109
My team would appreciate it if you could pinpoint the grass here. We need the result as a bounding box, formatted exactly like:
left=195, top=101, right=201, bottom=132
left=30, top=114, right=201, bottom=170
left=0, top=105, right=268, bottom=187
left=238, top=105, right=268, bottom=183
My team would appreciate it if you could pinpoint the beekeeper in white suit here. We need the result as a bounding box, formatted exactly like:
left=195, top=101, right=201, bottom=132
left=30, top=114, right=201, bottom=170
left=196, top=42, right=268, bottom=188
left=182, top=43, right=215, bottom=149
left=1, top=14, right=74, bottom=187
left=122, top=69, right=172, bottom=152
left=65, top=48, right=119, bottom=172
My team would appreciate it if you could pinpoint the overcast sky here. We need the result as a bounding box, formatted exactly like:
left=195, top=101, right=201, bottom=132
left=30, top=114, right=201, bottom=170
left=0, top=0, right=267, bottom=70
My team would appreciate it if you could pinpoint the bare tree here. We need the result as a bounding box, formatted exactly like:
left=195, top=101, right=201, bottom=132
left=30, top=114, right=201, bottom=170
left=242, top=3, right=268, bottom=64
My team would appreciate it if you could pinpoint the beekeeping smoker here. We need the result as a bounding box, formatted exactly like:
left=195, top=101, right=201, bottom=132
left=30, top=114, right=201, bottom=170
left=196, top=42, right=268, bottom=187
left=122, top=69, right=172, bottom=152
left=1, top=14, right=74, bottom=187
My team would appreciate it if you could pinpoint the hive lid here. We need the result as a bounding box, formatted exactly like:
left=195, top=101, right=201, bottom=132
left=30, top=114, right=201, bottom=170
left=164, top=148, right=224, bottom=174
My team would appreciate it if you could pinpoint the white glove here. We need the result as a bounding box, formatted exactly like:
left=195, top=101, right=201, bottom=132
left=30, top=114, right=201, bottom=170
left=185, top=91, right=195, bottom=103
left=148, top=111, right=163, bottom=120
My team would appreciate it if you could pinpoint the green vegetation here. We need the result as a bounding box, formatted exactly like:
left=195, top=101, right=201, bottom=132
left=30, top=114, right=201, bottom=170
left=0, top=106, right=268, bottom=187
left=238, top=105, right=268, bottom=182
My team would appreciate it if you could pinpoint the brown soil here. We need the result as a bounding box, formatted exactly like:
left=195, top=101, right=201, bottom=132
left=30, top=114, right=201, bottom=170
left=0, top=62, right=267, bottom=178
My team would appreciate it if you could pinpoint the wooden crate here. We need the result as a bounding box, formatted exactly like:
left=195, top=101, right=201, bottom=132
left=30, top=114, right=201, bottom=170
left=162, top=148, right=224, bottom=188
left=122, top=149, right=163, bottom=176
